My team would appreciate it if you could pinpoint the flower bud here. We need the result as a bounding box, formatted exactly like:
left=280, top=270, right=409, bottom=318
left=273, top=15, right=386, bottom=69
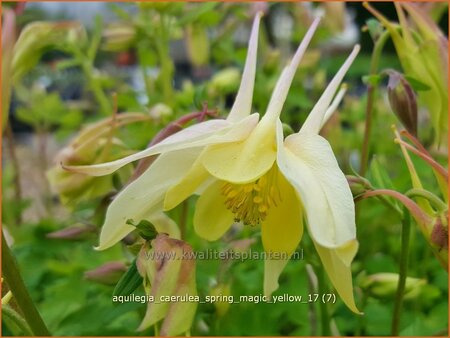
left=186, top=24, right=210, bottom=67
left=2, top=9, right=15, bottom=131
left=102, top=23, right=136, bottom=52
left=148, top=103, right=173, bottom=123
left=12, top=21, right=85, bottom=82
left=263, top=49, right=281, bottom=73
left=208, top=68, right=240, bottom=97
left=431, top=214, right=448, bottom=250
left=136, top=234, right=197, bottom=336
left=210, top=283, right=232, bottom=317
left=386, top=70, right=418, bottom=137
left=228, top=238, right=256, bottom=253
left=346, top=175, right=372, bottom=196
left=282, top=123, right=294, bottom=137
left=46, top=223, right=96, bottom=240
left=323, top=2, right=346, bottom=32
left=84, top=262, right=127, bottom=285
left=49, top=113, right=147, bottom=206
left=360, top=273, right=425, bottom=300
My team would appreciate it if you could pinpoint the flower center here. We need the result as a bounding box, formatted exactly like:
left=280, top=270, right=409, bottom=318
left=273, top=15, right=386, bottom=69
left=221, top=165, right=282, bottom=225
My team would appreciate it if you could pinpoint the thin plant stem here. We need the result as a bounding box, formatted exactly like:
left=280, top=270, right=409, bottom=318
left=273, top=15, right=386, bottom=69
left=155, top=13, right=174, bottom=103
left=360, top=30, right=390, bottom=176
left=81, top=60, right=112, bottom=115
left=2, top=304, right=34, bottom=336
left=69, top=43, right=111, bottom=115
left=316, top=266, right=331, bottom=336
left=355, top=292, right=368, bottom=336
left=2, top=233, right=51, bottom=336
left=405, top=188, right=447, bottom=212
left=305, top=264, right=318, bottom=336
left=37, top=128, right=52, bottom=215
left=154, top=322, right=159, bottom=336
left=4, top=123, right=22, bottom=224
left=391, top=208, right=411, bottom=335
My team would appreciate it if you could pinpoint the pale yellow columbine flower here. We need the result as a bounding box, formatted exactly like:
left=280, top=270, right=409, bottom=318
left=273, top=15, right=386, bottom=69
left=65, top=13, right=264, bottom=241
left=66, top=14, right=360, bottom=313
left=180, top=42, right=361, bottom=313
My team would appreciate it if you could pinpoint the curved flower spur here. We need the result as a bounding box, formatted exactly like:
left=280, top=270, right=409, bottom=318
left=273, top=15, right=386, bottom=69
left=65, top=14, right=361, bottom=313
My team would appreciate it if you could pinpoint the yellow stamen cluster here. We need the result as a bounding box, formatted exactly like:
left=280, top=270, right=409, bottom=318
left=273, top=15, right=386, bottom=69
left=221, top=166, right=282, bottom=225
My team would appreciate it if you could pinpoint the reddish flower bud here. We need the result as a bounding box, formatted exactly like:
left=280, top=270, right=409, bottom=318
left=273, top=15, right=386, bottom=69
left=431, top=214, right=448, bottom=250
left=386, top=70, right=418, bottom=136
left=346, top=175, right=372, bottom=196
left=46, top=224, right=96, bottom=240
left=84, top=262, right=127, bottom=285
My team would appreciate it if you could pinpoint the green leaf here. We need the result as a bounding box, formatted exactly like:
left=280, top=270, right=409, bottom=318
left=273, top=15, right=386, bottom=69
left=87, top=15, right=103, bottom=62
left=368, top=156, right=402, bottom=214
left=404, top=75, right=431, bottom=91
left=178, top=2, right=220, bottom=26
left=55, top=58, right=81, bottom=70
left=362, top=74, right=381, bottom=86
left=126, top=219, right=158, bottom=241
left=113, top=259, right=143, bottom=297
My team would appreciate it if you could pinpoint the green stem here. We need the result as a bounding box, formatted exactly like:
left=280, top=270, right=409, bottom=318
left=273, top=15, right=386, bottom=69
left=2, top=233, right=51, bottom=336
left=154, top=322, right=159, bottom=336
left=4, top=123, right=22, bottom=224
left=155, top=14, right=174, bottom=103
left=2, top=304, right=34, bottom=336
left=70, top=44, right=111, bottom=115
left=140, top=64, right=154, bottom=103
left=391, top=208, right=411, bottom=335
left=82, top=60, right=112, bottom=115
left=305, top=264, right=318, bottom=336
left=406, top=188, right=447, bottom=212
left=355, top=293, right=368, bottom=336
left=317, top=266, right=331, bottom=336
left=360, top=30, right=390, bottom=176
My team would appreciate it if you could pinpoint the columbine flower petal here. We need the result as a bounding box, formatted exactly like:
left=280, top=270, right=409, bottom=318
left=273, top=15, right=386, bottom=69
left=313, top=240, right=361, bottom=314
left=321, top=84, right=347, bottom=128
left=200, top=120, right=277, bottom=184
left=278, top=128, right=357, bottom=252
left=263, top=17, right=321, bottom=123
left=193, top=180, right=235, bottom=241
left=275, top=126, right=360, bottom=313
left=97, top=148, right=201, bottom=250
left=200, top=17, right=321, bottom=184
left=301, top=45, right=360, bottom=134
left=226, top=12, right=262, bottom=122
left=164, top=154, right=211, bottom=211
left=64, top=13, right=264, bottom=177
left=65, top=115, right=258, bottom=176
left=261, top=168, right=303, bottom=296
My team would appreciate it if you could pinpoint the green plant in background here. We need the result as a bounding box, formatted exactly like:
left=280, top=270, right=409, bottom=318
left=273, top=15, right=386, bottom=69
left=3, top=13, right=84, bottom=128
left=365, top=2, right=448, bottom=146
left=47, top=112, right=149, bottom=206
left=1, top=2, right=448, bottom=337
